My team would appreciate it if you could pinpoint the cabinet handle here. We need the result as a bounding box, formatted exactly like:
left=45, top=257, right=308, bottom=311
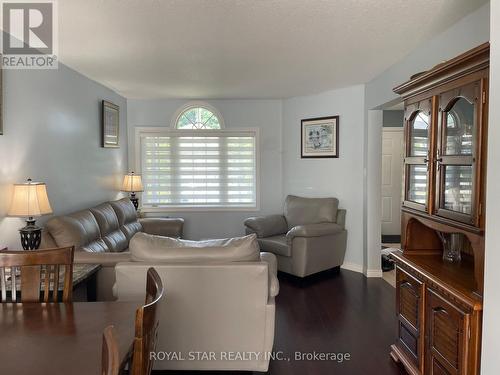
left=436, top=158, right=443, bottom=171
left=423, top=158, right=430, bottom=171
left=424, top=150, right=431, bottom=170
left=401, top=281, right=413, bottom=288
left=433, top=306, right=448, bottom=315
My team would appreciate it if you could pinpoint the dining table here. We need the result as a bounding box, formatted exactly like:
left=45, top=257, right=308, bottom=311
left=0, top=301, right=140, bottom=375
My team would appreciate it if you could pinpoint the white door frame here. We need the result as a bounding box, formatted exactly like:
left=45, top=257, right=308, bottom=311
left=381, top=127, right=404, bottom=236
left=365, top=110, right=383, bottom=277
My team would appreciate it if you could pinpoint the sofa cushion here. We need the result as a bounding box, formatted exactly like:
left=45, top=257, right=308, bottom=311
left=45, top=210, right=108, bottom=252
left=284, top=195, right=339, bottom=229
left=286, top=223, right=344, bottom=240
left=244, top=215, right=288, bottom=238
left=110, top=198, right=143, bottom=240
left=90, top=203, right=128, bottom=252
left=139, top=218, right=184, bottom=238
left=257, top=235, right=290, bottom=257
left=130, top=233, right=260, bottom=263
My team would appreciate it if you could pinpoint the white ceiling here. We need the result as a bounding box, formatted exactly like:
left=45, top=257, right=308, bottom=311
left=58, top=0, right=488, bottom=99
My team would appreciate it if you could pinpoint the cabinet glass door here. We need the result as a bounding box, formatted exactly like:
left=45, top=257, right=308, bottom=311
left=443, top=165, right=473, bottom=215
left=407, top=165, right=428, bottom=205
left=403, top=99, right=433, bottom=212
left=409, top=112, right=431, bottom=157
left=443, top=98, right=474, bottom=156
left=436, top=82, right=481, bottom=225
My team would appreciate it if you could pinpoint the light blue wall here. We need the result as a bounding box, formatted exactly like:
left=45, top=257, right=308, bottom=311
left=383, top=110, right=404, bottom=127
left=281, top=85, right=366, bottom=269
left=127, top=99, right=283, bottom=240
left=0, top=65, right=128, bottom=250
left=366, top=3, right=490, bottom=110
left=0, top=0, right=490, bottom=279
left=128, top=90, right=367, bottom=270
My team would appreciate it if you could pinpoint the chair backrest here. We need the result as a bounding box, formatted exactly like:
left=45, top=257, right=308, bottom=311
left=130, top=267, right=164, bottom=375
left=102, top=325, right=120, bottom=375
left=284, top=195, right=339, bottom=229
left=0, top=247, right=74, bottom=303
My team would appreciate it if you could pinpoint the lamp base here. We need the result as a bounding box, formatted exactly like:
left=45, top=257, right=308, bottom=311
left=130, top=192, right=139, bottom=211
left=20, top=218, right=42, bottom=250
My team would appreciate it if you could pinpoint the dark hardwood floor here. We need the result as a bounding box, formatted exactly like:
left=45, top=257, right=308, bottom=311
left=154, top=269, right=406, bottom=375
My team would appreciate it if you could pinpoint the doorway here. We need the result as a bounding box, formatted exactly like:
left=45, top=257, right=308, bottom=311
left=381, top=127, right=404, bottom=243
left=379, top=107, right=404, bottom=282
left=380, top=106, right=404, bottom=245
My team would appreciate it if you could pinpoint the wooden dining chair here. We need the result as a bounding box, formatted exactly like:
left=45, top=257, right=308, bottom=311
left=130, top=267, right=164, bottom=375
left=0, top=247, right=75, bottom=303
left=102, top=325, right=120, bottom=375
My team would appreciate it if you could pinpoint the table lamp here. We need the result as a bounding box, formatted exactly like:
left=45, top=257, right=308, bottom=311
left=121, top=172, right=143, bottom=210
left=8, top=178, right=53, bottom=250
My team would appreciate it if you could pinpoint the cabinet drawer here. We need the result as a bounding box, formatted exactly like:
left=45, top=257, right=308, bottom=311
left=397, top=267, right=423, bottom=330
left=396, top=267, right=424, bottom=369
left=426, top=288, right=470, bottom=375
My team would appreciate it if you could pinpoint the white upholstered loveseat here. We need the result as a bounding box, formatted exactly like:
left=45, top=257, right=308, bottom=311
left=113, top=233, right=279, bottom=372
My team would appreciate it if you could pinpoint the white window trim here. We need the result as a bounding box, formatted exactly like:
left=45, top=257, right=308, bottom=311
left=134, top=126, right=260, bottom=212
left=171, top=101, right=225, bottom=129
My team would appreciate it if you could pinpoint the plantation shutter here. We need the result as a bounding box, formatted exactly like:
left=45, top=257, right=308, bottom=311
left=140, top=130, right=257, bottom=208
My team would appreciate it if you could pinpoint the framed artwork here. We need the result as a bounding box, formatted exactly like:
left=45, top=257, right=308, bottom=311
left=301, top=116, right=339, bottom=158
left=102, top=100, right=119, bottom=148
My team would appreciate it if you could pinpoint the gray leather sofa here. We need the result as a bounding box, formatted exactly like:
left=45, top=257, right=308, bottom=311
left=244, top=195, right=347, bottom=277
left=40, top=198, right=184, bottom=300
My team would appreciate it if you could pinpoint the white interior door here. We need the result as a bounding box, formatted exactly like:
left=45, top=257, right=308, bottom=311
left=381, top=128, right=404, bottom=235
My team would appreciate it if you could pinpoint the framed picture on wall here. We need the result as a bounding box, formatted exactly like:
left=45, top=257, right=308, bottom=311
left=102, top=100, right=119, bottom=148
left=301, top=115, right=339, bottom=158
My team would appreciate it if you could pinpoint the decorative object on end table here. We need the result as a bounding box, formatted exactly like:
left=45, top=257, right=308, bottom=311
left=301, top=116, right=339, bottom=158
left=122, top=172, right=143, bottom=210
left=102, top=100, right=120, bottom=148
left=8, top=178, right=53, bottom=250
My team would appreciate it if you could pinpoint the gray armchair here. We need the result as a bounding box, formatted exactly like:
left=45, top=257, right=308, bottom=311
left=244, top=195, right=347, bottom=277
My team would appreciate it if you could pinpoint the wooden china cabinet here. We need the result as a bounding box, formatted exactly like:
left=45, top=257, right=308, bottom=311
left=390, top=43, right=489, bottom=375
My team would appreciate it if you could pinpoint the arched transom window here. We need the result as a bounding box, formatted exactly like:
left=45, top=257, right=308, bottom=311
left=137, top=102, right=258, bottom=210
left=176, top=106, right=221, bottom=129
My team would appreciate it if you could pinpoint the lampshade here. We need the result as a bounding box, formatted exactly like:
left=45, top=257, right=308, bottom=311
left=121, top=173, right=144, bottom=192
left=8, top=180, right=53, bottom=218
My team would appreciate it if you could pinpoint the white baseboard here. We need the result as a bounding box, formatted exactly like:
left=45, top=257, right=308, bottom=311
left=365, top=269, right=383, bottom=278
left=340, top=262, right=363, bottom=274
left=341, top=263, right=383, bottom=278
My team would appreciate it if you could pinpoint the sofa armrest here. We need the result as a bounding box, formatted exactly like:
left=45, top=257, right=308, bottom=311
left=286, top=222, right=344, bottom=242
left=244, top=215, right=288, bottom=238
left=73, top=250, right=131, bottom=266
left=40, top=232, right=57, bottom=249
left=336, top=209, right=347, bottom=229
left=139, top=218, right=184, bottom=238
left=260, top=252, right=279, bottom=299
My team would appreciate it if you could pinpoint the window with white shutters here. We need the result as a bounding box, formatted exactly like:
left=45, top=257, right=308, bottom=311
left=137, top=128, right=258, bottom=209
